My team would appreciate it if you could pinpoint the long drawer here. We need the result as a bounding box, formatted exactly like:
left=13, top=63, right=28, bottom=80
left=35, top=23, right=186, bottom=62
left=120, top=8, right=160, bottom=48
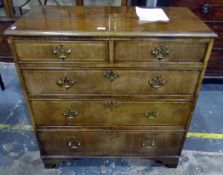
left=13, top=40, right=109, bottom=62
left=22, top=69, right=200, bottom=95
left=115, top=40, right=207, bottom=62
left=31, top=99, right=192, bottom=126
left=38, top=130, right=184, bottom=156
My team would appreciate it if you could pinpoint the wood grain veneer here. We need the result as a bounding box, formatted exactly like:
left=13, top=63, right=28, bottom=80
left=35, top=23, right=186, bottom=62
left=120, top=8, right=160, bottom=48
left=5, top=6, right=216, bottom=168
left=30, top=99, right=192, bottom=126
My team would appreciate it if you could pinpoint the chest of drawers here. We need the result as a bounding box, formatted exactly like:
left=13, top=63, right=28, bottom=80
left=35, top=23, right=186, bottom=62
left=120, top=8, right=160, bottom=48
left=5, top=6, right=216, bottom=168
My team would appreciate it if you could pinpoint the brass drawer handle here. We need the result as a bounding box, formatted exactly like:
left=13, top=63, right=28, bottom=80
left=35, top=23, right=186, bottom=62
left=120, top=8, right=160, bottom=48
left=202, top=4, right=209, bottom=14
left=68, top=138, right=80, bottom=150
left=63, top=109, right=79, bottom=119
left=145, top=109, right=159, bottom=120
left=149, top=75, right=166, bottom=89
left=53, top=43, right=71, bottom=60
left=104, top=100, right=119, bottom=110
left=151, top=46, right=170, bottom=60
left=104, top=69, right=120, bottom=82
left=57, top=76, right=76, bottom=89
left=142, top=139, right=155, bottom=149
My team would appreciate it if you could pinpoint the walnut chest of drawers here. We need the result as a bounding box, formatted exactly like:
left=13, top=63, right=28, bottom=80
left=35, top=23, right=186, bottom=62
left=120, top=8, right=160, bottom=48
left=5, top=6, right=216, bottom=168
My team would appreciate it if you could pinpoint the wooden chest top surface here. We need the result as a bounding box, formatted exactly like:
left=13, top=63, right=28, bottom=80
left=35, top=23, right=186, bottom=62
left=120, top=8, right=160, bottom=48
left=5, top=6, right=216, bottom=38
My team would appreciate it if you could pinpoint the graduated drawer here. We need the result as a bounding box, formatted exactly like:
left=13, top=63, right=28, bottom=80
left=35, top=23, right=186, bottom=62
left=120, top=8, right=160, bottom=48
left=13, top=40, right=108, bottom=62
left=31, top=99, right=192, bottom=126
left=22, top=69, right=200, bottom=95
left=38, top=130, right=184, bottom=156
left=115, top=40, right=207, bottom=62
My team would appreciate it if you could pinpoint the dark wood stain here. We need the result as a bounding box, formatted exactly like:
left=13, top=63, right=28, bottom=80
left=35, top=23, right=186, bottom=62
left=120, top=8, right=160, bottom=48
left=0, top=21, right=14, bottom=62
left=169, top=0, right=223, bottom=77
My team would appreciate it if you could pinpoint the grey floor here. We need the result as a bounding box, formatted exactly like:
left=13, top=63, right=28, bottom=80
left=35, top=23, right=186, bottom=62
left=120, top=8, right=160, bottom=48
left=0, top=62, right=223, bottom=175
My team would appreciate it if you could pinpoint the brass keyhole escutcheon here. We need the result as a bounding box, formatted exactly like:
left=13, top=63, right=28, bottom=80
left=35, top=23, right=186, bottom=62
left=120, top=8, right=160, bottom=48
left=104, top=100, right=120, bottom=110
left=145, top=109, right=159, bottom=120
left=102, top=131, right=120, bottom=141
left=149, top=75, right=166, bottom=89
left=104, top=69, right=120, bottom=82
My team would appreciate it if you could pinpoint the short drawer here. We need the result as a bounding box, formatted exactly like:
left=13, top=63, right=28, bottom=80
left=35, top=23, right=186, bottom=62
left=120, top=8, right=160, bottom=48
left=38, top=130, right=184, bottom=156
left=115, top=40, right=207, bottom=62
left=13, top=40, right=108, bottom=62
left=22, top=69, right=200, bottom=95
left=31, top=99, right=192, bottom=126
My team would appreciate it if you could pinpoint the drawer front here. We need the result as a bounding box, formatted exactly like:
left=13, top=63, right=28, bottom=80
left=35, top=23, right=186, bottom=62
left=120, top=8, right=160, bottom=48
left=14, top=40, right=108, bottom=62
left=31, top=100, right=192, bottom=126
left=38, top=130, right=183, bottom=156
left=115, top=40, right=207, bottom=62
left=22, top=69, right=200, bottom=95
